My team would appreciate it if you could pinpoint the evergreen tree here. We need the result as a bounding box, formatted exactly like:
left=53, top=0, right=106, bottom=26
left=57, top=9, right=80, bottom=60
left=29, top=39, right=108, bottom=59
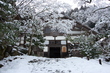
left=0, top=0, right=16, bottom=21
left=0, top=0, right=19, bottom=59
left=67, top=34, right=102, bottom=59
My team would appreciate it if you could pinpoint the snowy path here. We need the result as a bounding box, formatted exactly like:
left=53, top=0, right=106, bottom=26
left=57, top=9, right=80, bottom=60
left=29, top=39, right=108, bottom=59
left=0, top=55, right=110, bottom=73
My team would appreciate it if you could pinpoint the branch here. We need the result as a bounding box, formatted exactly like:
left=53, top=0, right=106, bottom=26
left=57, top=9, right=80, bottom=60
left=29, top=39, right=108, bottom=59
left=17, top=0, right=33, bottom=10
left=22, top=0, right=33, bottom=8
left=85, top=0, right=92, bottom=3
left=18, top=0, right=27, bottom=6
left=93, top=6, right=110, bottom=13
left=35, top=8, right=50, bottom=16
left=104, top=15, right=110, bottom=20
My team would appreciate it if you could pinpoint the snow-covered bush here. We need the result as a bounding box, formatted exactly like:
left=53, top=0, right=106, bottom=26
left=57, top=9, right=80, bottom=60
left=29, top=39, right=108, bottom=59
left=67, top=34, right=102, bottom=59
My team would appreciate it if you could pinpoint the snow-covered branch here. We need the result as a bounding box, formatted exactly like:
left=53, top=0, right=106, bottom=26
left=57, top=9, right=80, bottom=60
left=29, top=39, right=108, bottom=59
left=93, top=6, right=110, bottom=13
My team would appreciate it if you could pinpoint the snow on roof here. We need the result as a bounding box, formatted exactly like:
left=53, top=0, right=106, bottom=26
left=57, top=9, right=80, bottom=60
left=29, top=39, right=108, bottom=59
left=44, top=36, right=66, bottom=40
left=67, top=31, right=85, bottom=34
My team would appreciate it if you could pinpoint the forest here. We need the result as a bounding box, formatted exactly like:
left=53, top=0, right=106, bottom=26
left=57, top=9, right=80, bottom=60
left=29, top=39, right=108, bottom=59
left=0, top=0, right=110, bottom=61
left=0, top=0, right=110, bottom=73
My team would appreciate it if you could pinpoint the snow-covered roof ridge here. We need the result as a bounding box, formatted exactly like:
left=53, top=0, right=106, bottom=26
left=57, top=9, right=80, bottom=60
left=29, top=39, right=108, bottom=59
left=75, top=21, right=98, bottom=34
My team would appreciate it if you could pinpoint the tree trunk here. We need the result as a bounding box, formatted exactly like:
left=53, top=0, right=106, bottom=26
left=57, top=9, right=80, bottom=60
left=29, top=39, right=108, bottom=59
left=28, top=34, right=33, bottom=55
left=23, top=34, right=27, bottom=48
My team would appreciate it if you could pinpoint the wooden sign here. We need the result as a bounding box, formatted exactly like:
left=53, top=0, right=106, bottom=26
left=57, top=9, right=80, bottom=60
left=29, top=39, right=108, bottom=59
left=62, top=46, right=67, bottom=52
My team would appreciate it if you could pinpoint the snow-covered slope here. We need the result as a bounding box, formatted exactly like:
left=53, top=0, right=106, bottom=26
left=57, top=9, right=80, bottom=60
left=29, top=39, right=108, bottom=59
left=0, top=55, right=110, bottom=73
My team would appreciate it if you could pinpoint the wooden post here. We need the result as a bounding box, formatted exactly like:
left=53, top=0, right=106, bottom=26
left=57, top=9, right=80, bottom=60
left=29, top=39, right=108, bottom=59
left=87, top=56, right=90, bottom=60
left=99, top=59, right=102, bottom=65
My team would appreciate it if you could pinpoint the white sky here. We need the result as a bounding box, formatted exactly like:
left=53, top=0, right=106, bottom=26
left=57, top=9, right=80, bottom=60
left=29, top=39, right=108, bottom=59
left=57, top=0, right=78, bottom=9
left=57, top=0, right=110, bottom=9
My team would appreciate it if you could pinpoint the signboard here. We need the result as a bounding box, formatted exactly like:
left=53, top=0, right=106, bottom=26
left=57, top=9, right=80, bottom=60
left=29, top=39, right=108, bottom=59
left=62, top=46, right=67, bottom=52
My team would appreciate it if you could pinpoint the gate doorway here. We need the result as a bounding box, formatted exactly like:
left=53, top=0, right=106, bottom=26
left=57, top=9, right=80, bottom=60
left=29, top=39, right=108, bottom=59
left=49, top=47, right=61, bottom=58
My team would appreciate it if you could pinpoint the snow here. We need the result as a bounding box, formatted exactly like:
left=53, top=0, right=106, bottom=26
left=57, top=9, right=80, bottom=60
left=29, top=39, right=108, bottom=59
left=43, top=46, right=48, bottom=52
left=0, top=1, right=6, bottom=5
left=44, top=36, right=66, bottom=40
left=56, top=36, right=66, bottom=40
left=0, top=55, right=110, bottom=73
left=67, top=31, right=85, bottom=34
left=44, top=36, right=54, bottom=40
left=57, top=0, right=78, bottom=9
left=61, top=41, right=66, bottom=44
left=44, top=41, right=49, bottom=44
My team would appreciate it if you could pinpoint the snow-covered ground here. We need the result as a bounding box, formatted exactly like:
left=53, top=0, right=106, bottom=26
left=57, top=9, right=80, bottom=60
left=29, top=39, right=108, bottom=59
left=0, top=55, right=110, bottom=73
